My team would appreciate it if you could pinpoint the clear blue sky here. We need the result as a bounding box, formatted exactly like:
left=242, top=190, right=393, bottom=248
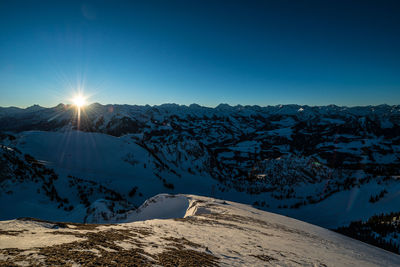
left=0, top=0, right=399, bottom=107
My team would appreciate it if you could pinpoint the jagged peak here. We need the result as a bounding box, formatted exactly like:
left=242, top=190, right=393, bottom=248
left=215, top=103, right=233, bottom=110
left=26, top=104, right=44, bottom=111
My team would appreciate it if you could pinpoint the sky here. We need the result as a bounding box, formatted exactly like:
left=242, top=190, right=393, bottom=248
left=0, top=0, right=399, bottom=108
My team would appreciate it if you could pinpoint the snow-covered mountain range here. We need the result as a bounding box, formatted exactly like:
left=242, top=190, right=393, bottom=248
left=1, top=103, right=400, bottom=254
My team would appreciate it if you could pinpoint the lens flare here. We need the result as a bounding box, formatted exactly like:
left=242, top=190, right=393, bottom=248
left=71, top=93, right=88, bottom=131
left=73, top=95, right=87, bottom=108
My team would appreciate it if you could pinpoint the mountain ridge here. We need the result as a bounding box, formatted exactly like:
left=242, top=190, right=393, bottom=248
left=1, top=102, right=399, bottom=113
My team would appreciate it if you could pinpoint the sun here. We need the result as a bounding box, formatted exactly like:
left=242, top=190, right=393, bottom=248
left=73, top=95, right=87, bottom=108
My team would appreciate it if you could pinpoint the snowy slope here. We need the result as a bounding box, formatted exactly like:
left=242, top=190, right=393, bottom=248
left=0, top=194, right=399, bottom=266
left=1, top=130, right=400, bottom=230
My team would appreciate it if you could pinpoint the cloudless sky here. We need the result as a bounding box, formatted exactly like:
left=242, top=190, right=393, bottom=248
left=0, top=0, right=399, bottom=107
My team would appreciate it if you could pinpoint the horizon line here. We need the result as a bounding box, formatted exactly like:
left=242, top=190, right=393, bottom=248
left=0, top=102, right=398, bottom=110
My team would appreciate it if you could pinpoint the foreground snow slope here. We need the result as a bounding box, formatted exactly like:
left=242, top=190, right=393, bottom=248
left=1, top=194, right=399, bottom=266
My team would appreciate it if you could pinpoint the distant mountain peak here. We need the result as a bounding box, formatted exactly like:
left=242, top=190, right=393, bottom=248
left=26, top=104, right=44, bottom=111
